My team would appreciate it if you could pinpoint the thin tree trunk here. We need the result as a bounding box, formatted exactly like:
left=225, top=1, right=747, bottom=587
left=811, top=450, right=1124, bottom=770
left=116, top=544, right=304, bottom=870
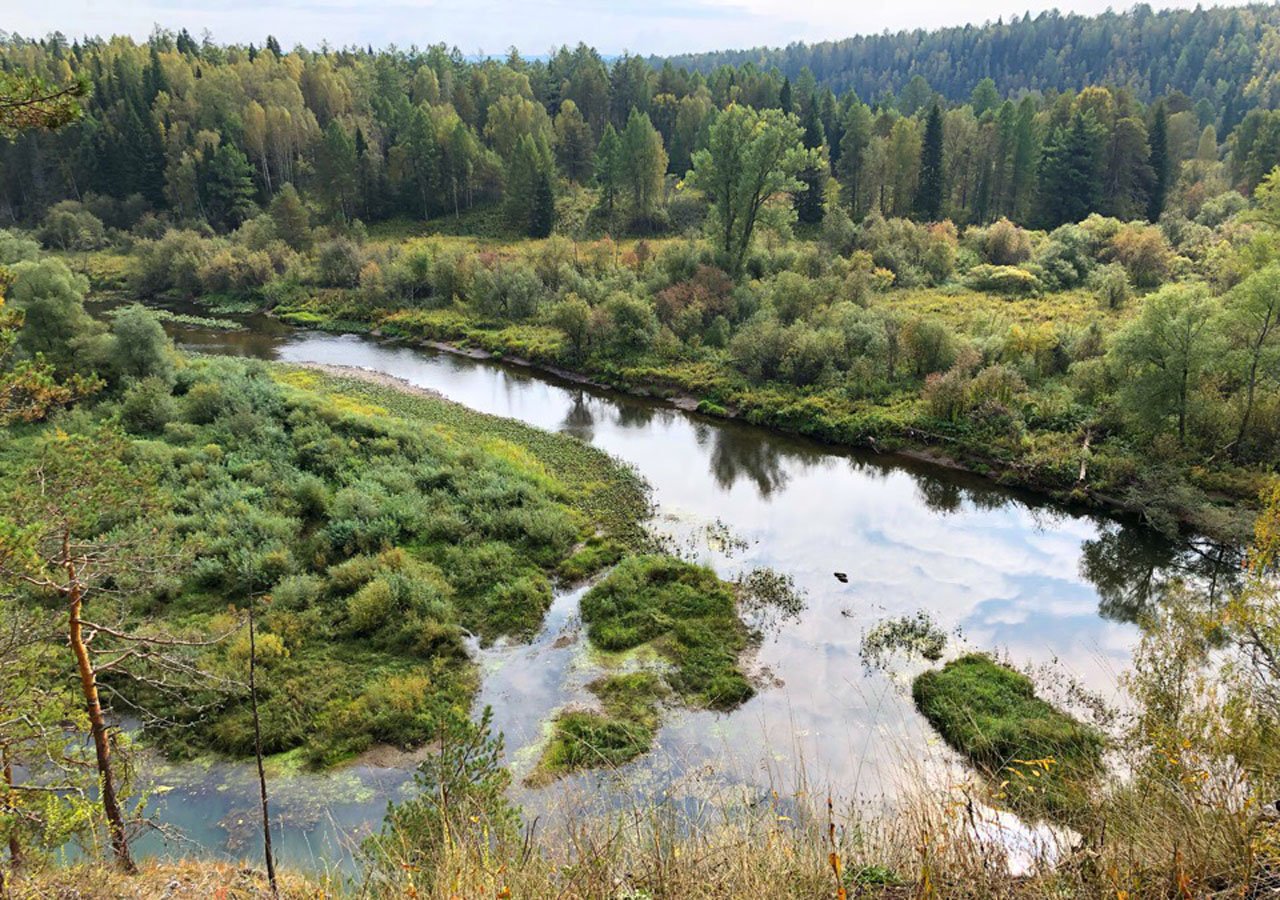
left=249, top=603, right=278, bottom=898
left=1235, top=356, right=1259, bottom=457
left=1178, top=366, right=1188, bottom=446
left=3, top=748, right=20, bottom=876
left=67, top=564, right=135, bottom=874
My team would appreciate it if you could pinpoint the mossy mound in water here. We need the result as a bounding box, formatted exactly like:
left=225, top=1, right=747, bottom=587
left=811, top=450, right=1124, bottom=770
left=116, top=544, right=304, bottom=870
left=912, top=653, right=1103, bottom=819
left=581, top=555, right=754, bottom=709
left=535, top=557, right=755, bottom=781
left=530, top=673, right=668, bottom=783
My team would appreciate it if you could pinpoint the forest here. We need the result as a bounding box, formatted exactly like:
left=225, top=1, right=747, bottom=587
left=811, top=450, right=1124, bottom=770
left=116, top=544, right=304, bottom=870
left=1, top=3, right=1279, bottom=897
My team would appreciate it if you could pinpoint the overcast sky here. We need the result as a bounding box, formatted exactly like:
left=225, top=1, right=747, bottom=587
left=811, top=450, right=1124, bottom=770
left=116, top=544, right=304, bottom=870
left=4, top=0, right=1260, bottom=57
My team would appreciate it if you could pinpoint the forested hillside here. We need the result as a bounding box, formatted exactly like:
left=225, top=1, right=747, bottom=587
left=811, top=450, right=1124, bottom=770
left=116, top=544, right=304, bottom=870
left=658, top=3, right=1280, bottom=123
left=6, top=6, right=1280, bottom=233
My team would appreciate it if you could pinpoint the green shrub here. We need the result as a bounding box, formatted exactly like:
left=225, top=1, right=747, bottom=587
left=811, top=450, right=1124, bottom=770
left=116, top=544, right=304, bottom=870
left=965, top=264, right=1040, bottom=296
left=119, top=376, right=178, bottom=434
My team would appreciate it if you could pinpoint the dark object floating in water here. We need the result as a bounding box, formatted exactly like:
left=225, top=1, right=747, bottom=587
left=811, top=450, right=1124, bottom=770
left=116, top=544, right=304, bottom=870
left=834, top=572, right=848, bottom=583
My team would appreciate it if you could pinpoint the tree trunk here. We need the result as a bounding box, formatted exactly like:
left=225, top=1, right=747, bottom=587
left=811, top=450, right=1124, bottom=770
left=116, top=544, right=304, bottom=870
left=65, top=537, right=135, bottom=875
left=249, top=604, right=278, bottom=898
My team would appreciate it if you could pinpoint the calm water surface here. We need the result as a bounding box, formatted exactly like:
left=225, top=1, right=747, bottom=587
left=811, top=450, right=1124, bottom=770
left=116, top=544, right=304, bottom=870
left=114, top=307, right=1212, bottom=875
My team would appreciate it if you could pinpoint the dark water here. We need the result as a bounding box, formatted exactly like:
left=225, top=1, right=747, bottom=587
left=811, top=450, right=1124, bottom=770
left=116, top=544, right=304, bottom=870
left=105, top=302, right=1218, bottom=875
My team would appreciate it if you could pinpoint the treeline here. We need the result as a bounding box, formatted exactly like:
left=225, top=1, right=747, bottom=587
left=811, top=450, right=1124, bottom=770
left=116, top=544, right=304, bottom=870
left=658, top=3, right=1280, bottom=124
left=2, top=21, right=1280, bottom=240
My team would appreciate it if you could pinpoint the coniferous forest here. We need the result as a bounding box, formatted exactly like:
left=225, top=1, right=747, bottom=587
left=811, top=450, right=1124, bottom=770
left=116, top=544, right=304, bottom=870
left=2, top=4, right=1280, bottom=897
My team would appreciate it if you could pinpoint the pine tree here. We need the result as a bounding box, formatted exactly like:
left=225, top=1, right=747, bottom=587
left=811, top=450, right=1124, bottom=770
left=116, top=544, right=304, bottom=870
left=506, top=133, right=555, bottom=236
left=594, top=123, right=623, bottom=224
left=315, top=120, right=358, bottom=223
left=269, top=182, right=311, bottom=250
left=1009, top=97, right=1040, bottom=221
left=837, top=101, right=873, bottom=217
left=913, top=103, right=946, bottom=221
left=618, top=108, right=667, bottom=229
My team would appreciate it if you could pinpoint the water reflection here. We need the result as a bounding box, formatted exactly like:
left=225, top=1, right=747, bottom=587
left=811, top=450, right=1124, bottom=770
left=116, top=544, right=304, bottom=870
left=707, top=424, right=791, bottom=497
left=559, top=391, right=595, bottom=442
left=1082, top=522, right=1240, bottom=624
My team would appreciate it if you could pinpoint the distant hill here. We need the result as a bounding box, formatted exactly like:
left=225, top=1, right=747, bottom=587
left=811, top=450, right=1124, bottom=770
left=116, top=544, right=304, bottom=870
left=655, top=3, right=1279, bottom=119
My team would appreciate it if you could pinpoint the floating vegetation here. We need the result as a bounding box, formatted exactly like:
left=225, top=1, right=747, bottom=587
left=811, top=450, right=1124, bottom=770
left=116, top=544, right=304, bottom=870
left=860, top=611, right=952, bottom=672
left=704, top=517, right=751, bottom=556
left=735, top=566, right=807, bottom=629
left=199, top=296, right=261, bottom=315
left=103, top=305, right=244, bottom=331
left=530, top=557, right=756, bottom=783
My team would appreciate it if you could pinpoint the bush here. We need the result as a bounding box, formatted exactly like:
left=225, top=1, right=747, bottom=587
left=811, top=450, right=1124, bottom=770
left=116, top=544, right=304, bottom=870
left=347, top=577, right=396, bottom=633
left=1032, top=224, right=1096, bottom=290
left=119, top=376, right=178, bottom=434
left=198, top=246, right=275, bottom=295
left=599, top=291, right=657, bottom=355
left=980, top=217, right=1033, bottom=265
left=903, top=317, right=955, bottom=376
left=820, top=206, right=858, bottom=257
left=780, top=324, right=842, bottom=386
left=1194, top=191, right=1247, bottom=227
left=471, top=261, right=544, bottom=322
left=313, top=237, right=364, bottom=288
left=0, top=229, right=40, bottom=264
left=729, top=316, right=788, bottom=381
left=129, top=230, right=216, bottom=298
left=107, top=304, right=175, bottom=386
left=38, top=200, right=107, bottom=251
left=860, top=216, right=956, bottom=286
left=965, top=264, right=1040, bottom=295
left=1109, top=223, right=1172, bottom=289
left=922, top=368, right=970, bottom=421
left=1091, top=262, right=1130, bottom=309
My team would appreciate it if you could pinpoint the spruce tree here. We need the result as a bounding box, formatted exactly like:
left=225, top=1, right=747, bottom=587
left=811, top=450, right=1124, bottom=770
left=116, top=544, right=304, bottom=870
left=1147, top=102, right=1169, bottom=222
left=529, top=167, right=555, bottom=238
left=795, top=96, right=827, bottom=225
left=1036, top=110, right=1105, bottom=228
left=202, top=143, right=256, bottom=231
left=913, top=103, right=946, bottom=221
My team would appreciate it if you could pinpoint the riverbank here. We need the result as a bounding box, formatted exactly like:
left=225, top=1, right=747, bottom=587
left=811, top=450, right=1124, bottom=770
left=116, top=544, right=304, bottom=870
left=282, top=307, right=1264, bottom=546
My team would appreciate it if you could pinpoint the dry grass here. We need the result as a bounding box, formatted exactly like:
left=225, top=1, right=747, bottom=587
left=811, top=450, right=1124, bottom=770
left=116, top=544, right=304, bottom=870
left=7, top=860, right=333, bottom=899
left=10, top=773, right=1280, bottom=898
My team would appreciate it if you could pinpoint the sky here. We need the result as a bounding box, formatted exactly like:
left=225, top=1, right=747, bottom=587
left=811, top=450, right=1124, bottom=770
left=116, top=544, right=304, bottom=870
left=3, top=0, right=1261, bottom=57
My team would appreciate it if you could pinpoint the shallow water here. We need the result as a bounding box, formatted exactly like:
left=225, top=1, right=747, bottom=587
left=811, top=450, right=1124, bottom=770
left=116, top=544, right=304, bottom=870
left=112, top=305, right=1220, bottom=875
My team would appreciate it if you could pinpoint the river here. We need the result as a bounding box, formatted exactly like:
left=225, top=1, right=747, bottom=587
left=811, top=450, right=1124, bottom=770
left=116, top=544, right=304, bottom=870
left=112, top=304, right=1218, bottom=877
